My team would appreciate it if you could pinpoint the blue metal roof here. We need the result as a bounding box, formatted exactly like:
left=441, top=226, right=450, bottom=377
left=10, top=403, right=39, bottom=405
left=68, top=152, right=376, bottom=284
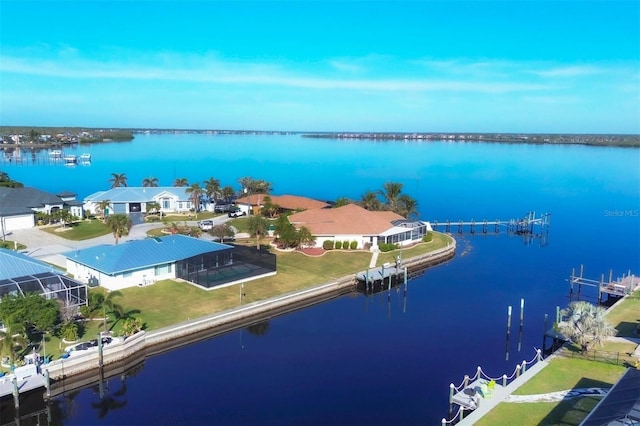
left=64, top=235, right=233, bottom=275
left=0, top=248, right=64, bottom=280
left=83, top=187, right=190, bottom=203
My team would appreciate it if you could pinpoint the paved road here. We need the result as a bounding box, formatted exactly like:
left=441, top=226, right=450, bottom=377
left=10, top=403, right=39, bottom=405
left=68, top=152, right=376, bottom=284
left=6, top=214, right=236, bottom=269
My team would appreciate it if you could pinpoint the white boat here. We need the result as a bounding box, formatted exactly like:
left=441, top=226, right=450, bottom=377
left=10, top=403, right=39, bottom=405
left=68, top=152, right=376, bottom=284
left=63, top=155, right=77, bottom=164
left=80, top=153, right=91, bottom=161
left=49, top=150, right=63, bottom=158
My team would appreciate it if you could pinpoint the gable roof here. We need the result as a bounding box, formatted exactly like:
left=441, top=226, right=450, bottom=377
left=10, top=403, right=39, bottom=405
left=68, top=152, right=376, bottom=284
left=0, top=187, right=64, bottom=215
left=64, top=234, right=232, bottom=275
left=288, top=203, right=404, bottom=235
left=0, top=248, right=64, bottom=280
left=235, top=194, right=330, bottom=210
left=83, top=187, right=190, bottom=203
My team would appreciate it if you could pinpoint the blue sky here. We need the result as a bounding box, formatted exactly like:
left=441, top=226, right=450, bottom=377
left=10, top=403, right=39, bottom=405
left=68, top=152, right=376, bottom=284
left=1, top=0, right=638, bottom=133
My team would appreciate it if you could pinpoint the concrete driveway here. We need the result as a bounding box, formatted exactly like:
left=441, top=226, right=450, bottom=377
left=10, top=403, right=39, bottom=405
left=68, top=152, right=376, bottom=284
left=5, top=215, right=235, bottom=269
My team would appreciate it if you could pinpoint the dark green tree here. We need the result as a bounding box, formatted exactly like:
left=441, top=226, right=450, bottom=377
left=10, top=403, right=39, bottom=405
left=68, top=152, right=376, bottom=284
left=247, top=215, right=269, bottom=249
left=210, top=223, right=235, bottom=243
left=108, top=173, right=128, bottom=188
left=106, top=214, right=132, bottom=244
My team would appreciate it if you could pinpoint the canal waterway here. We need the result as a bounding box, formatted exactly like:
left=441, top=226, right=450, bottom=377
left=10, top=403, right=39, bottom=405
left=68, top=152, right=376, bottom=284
left=1, top=134, right=639, bottom=425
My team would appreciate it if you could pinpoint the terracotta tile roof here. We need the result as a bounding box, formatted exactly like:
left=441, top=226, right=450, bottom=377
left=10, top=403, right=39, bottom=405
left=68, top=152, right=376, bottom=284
left=288, top=203, right=404, bottom=235
left=235, top=194, right=330, bottom=210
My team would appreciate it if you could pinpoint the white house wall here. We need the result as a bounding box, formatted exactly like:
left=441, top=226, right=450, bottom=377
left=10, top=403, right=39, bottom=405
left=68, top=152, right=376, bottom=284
left=66, top=259, right=177, bottom=291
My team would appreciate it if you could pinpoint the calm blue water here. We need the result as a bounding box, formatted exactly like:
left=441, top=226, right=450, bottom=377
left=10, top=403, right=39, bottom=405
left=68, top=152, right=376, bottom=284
left=1, top=135, right=639, bottom=425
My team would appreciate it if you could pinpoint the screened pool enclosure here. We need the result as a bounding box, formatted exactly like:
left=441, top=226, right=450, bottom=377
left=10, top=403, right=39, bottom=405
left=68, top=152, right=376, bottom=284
left=0, top=272, right=88, bottom=309
left=176, top=245, right=277, bottom=289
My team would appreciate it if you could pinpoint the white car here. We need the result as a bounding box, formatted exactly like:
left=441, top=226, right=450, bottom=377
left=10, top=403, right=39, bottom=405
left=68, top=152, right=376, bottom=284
left=198, top=220, right=213, bottom=231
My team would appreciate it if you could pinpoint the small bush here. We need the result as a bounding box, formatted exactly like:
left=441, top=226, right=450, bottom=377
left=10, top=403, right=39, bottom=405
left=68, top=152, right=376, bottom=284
left=423, top=232, right=433, bottom=242
left=343, top=240, right=350, bottom=250
left=334, top=241, right=342, bottom=250
left=350, top=241, right=358, bottom=250
left=378, top=243, right=399, bottom=252
left=322, top=240, right=334, bottom=250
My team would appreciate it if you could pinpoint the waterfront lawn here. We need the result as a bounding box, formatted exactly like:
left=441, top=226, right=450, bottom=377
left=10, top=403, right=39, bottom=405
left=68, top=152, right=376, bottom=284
left=115, top=249, right=372, bottom=330
left=605, top=290, right=640, bottom=337
left=110, top=232, right=453, bottom=330
left=41, top=218, right=110, bottom=240
left=376, top=232, right=453, bottom=266
left=476, top=357, right=625, bottom=426
left=475, top=398, right=602, bottom=426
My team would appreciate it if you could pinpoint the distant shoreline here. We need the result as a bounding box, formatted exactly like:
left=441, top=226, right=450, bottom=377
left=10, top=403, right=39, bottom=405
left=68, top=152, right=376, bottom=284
left=1, top=126, right=638, bottom=148
left=301, top=132, right=640, bottom=148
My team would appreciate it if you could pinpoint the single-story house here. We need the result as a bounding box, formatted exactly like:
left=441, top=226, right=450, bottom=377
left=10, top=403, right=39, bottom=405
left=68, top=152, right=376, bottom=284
left=0, top=187, right=84, bottom=232
left=234, top=194, right=331, bottom=215
left=0, top=248, right=87, bottom=309
left=64, top=234, right=277, bottom=291
left=288, top=203, right=431, bottom=250
left=83, top=186, right=195, bottom=216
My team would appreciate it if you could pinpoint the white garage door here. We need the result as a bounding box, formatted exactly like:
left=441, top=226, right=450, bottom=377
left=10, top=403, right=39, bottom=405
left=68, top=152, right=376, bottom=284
left=1, top=214, right=35, bottom=232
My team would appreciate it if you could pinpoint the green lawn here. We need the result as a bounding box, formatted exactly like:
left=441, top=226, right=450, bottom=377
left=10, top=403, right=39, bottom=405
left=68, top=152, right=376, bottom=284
left=605, top=289, right=640, bottom=336
left=40, top=219, right=111, bottom=240
left=0, top=240, right=26, bottom=250
left=476, top=289, right=640, bottom=425
left=101, top=235, right=452, bottom=331
left=476, top=357, right=625, bottom=426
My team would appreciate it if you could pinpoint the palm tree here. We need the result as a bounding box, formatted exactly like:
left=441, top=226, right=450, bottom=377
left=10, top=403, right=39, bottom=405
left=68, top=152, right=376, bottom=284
left=145, top=201, right=161, bottom=215
left=173, top=177, right=189, bottom=187
left=106, top=214, right=132, bottom=244
left=333, top=197, right=352, bottom=208
left=108, top=173, right=128, bottom=188
left=247, top=215, right=269, bottom=249
left=185, top=183, right=203, bottom=216
left=559, top=301, right=616, bottom=352
left=379, top=181, right=403, bottom=213
left=203, top=177, right=221, bottom=202
left=360, top=190, right=382, bottom=211
left=238, top=177, right=272, bottom=215
left=97, top=200, right=111, bottom=220
left=220, top=185, right=236, bottom=201
left=0, top=328, right=27, bottom=365
left=296, top=226, right=316, bottom=248
left=397, top=194, right=419, bottom=219
left=142, top=176, right=159, bottom=187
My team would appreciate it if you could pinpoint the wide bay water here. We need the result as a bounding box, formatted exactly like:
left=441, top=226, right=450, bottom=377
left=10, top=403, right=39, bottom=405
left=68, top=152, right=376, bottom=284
left=1, top=134, right=639, bottom=425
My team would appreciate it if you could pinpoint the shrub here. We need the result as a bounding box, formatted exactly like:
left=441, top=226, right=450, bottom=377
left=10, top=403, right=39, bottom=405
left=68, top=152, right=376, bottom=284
left=378, top=243, right=399, bottom=252
left=322, top=240, right=334, bottom=250
left=350, top=241, right=358, bottom=250
left=423, top=232, right=433, bottom=242
left=334, top=241, right=342, bottom=250
left=343, top=240, right=350, bottom=249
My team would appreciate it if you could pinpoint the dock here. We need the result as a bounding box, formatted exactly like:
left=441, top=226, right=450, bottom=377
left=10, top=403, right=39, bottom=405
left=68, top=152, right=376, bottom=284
left=568, top=265, right=638, bottom=303
left=355, top=263, right=405, bottom=293
left=0, top=364, right=48, bottom=408
left=431, top=211, right=550, bottom=236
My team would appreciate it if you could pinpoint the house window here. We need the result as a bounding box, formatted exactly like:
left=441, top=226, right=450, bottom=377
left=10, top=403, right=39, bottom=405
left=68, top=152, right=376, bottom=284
left=162, top=199, right=170, bottom=209
left=154, top=263, right=172, bottom=276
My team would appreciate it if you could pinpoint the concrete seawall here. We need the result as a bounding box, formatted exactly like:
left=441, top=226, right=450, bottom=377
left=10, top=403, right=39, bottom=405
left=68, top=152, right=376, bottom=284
left=44, top=239, right=456, bottom=383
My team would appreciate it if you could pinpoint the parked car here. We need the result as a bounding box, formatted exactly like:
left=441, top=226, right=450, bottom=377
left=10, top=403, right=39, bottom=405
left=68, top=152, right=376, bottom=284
left=214, top=204, right=236, bottom=213
left=198, top=220, right=214, bottom=231
left=228, top=208, right=246, bottom=218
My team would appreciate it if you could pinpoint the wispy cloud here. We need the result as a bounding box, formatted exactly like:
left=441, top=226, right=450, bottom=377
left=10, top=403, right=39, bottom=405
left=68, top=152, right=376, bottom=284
left=530, top=65, right=603, bottom=78
left=0, top=54, right=554, bottom=94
